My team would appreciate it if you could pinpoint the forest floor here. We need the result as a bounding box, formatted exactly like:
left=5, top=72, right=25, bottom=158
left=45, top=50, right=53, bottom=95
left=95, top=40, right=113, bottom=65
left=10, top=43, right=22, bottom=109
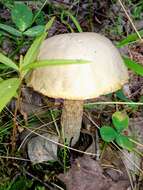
left=0, top=0, right=143, bottom=190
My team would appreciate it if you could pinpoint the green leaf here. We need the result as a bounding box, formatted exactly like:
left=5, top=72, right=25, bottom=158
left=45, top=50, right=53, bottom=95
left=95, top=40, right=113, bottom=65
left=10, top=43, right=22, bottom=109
left=0, top=24, right=22, bottom=37
left=21, top=32, right=47, bottom=78
left=22, top=17, right=55, bottom=68
left=0, top=53, right=19, bottom=71
left=21, top=17, right=55, bottom=77
left=116, top=134, right=134, bottom=151
left=0, top=78, right=20, bottom=112
left=116, top=90, right=137, bottom=109
left=112, top=111, right=129, bottom=132
left=0, top=30, right=16, bottom=40
left=23, top=25, right=45, bottom=37
left=0, top=64, right=9, bottom=70
left=22, top=59, right=90, bottom=70
left=123, top=56, right=143, bottom=76
left=100, top=126, right=117, bottom=142
left=11, top=3, right=33, bottom=31
left=116, top=90, right=130, bottom=102
left=23, top=33, right=46, bottom=67
left=117, top=30, right=143, bottom=48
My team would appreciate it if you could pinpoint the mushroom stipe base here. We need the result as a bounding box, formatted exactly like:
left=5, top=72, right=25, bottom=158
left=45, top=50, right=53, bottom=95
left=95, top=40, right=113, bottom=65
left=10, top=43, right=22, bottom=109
left=61, top=99, right=84, bottom=146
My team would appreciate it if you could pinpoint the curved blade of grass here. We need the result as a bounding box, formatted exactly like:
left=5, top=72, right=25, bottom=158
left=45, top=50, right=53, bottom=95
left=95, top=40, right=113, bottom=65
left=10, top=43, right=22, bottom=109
left=0, top=24, right=22, bottom=37
left=45, top=16, right=55, bottom=31
left=32, top=0, right=48, bottom=24
left=61, top=11, right=83, bottom=32
left=123, top=56, right=143, bottom=76
left=0, top=78, right=20, bottom=112
left=61, top=12, right=74, bottom=32
left=117, top=30, right=143, bottom=48
left=22, top=59, right=90, bottom=70
left=0, top=53, right=19, bottom=71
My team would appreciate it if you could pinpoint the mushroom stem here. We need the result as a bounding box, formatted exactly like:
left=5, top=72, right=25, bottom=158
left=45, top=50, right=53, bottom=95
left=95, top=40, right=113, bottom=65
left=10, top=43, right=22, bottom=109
left=61, top=99, right=84, bottom=145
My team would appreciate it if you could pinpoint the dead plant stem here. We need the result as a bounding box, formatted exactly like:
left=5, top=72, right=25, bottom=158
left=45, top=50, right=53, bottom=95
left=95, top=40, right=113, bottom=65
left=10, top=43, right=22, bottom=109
left=12, top=81, right=22, bottom=152
left=118, top=0, right=143, bottom=41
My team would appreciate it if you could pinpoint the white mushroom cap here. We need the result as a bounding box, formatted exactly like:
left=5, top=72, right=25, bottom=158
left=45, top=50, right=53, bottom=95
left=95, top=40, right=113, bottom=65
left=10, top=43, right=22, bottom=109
left=27, top=32, right=129, bottom=100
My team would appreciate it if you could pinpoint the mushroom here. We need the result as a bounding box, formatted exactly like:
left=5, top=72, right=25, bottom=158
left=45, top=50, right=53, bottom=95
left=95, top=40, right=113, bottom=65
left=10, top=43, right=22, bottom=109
left=27, top=32, right=129, bottom=146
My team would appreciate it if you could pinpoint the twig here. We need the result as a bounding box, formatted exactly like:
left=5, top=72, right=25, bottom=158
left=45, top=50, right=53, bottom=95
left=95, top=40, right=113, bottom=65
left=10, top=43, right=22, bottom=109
left=118, top=0, right=143, bottom=41
left=18, top=119, right=59, bottom=151
left=0, top=155, right=30, bottom=162
left=85, top=101, right=143, bottom=106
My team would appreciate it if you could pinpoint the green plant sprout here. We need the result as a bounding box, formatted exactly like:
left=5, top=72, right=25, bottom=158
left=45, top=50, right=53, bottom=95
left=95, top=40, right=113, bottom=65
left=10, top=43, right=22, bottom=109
left=100, top=111, right=135, bottom=151
left=0, top=2, right=45, bottom=38
left=117, top=30, right=143, bottom=48
left=0, top=17, right=88, bottom=113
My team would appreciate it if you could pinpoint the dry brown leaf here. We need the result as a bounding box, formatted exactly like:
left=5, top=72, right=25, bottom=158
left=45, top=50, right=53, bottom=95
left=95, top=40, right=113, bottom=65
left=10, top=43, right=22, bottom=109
left=58, top=156, right=130, bottom=190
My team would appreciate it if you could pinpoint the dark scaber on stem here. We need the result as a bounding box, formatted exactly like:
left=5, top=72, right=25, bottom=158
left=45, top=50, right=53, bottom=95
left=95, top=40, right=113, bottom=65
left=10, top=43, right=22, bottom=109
left=61, top=99, right=84, bottom=145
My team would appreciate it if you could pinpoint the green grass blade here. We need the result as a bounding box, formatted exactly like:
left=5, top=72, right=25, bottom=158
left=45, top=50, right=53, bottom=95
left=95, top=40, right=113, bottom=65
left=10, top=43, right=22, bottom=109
left=117, top=30, right=143, bottom=47
left=22, top=59, right=90, bottom=70
left=61, top=11, right=83, bottom=32
left=61, top=12, right=74, bottom=32
left=32, top=0, right=47, bottom=24
left=0, top=23, right=22, bottom=37
left=0, top=78, right=20, bottom=112
left=123, top=56, right=143, bottom=76
left=45, top=16, right=55, bottom=31
left=0, top=53, right=19, bottom=71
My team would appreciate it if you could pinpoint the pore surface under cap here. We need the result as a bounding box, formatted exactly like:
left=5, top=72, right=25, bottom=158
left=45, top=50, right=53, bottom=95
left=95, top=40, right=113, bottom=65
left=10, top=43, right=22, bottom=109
left=28, top=32, right=129, bottom=100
